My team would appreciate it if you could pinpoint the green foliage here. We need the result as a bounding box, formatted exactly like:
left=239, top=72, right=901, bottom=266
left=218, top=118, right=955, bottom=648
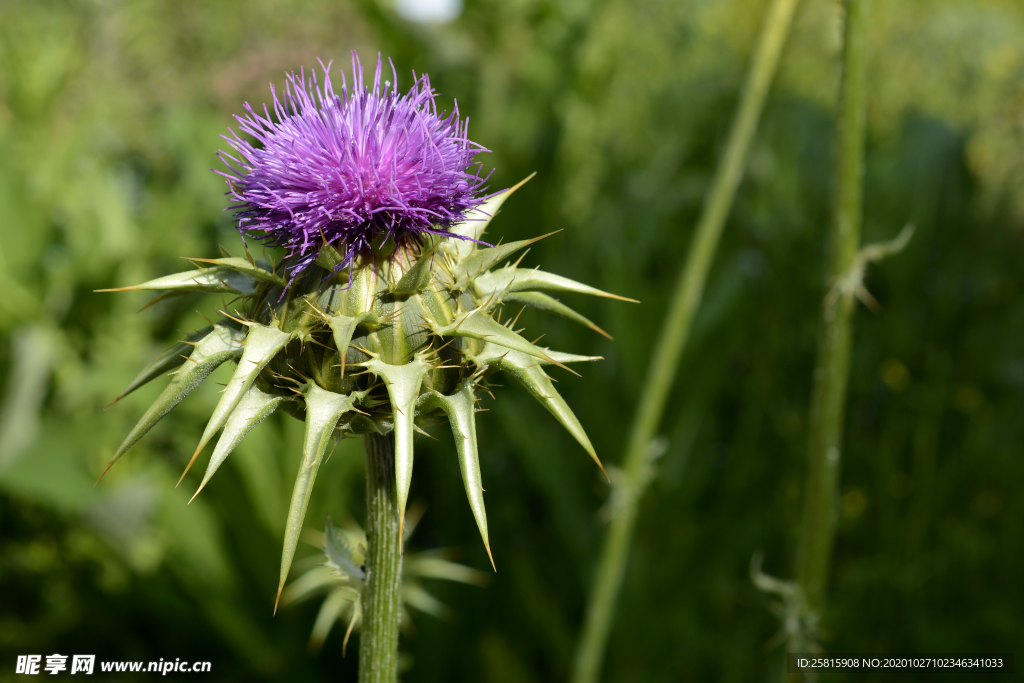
left=283, top=513, right=486, bottom=654
left=1, top=0, right=1023, bottom=681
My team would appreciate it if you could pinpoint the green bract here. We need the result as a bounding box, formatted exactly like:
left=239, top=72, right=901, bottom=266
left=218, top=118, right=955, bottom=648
left=100, top=180, right=634, bottom=602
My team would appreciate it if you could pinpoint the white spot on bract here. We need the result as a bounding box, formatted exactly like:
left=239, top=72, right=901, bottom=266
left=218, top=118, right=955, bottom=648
left=826, top=446, right=840, bottom=464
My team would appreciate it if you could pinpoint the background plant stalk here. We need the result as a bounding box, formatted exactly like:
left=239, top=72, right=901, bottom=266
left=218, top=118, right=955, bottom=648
left=795, top=0, right=871, bottom=644
left=359, top=433, right=403, bottom=683
left=570, top=1, right=801, bottom=681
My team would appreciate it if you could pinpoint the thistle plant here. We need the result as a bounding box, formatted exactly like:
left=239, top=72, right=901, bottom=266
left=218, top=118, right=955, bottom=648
left=98, top=55, right=630, bottom=682
left=572, top=1, right=801, bottom=680
left=753, top=2, right=910, bottom=673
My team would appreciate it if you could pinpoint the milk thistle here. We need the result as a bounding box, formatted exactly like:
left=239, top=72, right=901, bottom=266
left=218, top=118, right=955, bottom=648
left=99, top=54, right=632, bottom=682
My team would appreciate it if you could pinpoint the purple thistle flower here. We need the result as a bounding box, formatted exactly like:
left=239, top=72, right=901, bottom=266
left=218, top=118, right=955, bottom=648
left=216, top=53, right=492, bottom=277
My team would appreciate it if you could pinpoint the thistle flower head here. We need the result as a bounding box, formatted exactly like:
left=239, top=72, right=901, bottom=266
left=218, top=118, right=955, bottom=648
left=217, top=53, right=490, bottom=276
left=101, top=57, right=637, bottom=610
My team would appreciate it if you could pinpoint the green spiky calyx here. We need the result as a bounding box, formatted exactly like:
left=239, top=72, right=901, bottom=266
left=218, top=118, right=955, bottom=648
left=100, top=180, right=634, bottom=599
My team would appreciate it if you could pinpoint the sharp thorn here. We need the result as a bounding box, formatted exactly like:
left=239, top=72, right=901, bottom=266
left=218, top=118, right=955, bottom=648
left=177, top=446, right=204, bottom=486
left=273, top=583, right=284, bottom=615
left=137, top=294, right=171, bottom=313
left=93, top=460, right=115, bottom=486
left=485, top=543, right=496, bottom=572
left=188, top=483, right=206, bottom=504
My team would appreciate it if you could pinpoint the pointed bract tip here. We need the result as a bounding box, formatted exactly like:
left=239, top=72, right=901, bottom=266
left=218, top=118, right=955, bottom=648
left=530, top=230, right=562, bottom=244
left=137, top=294, right=170, bottom=313
left=485, top=543, right=496, bottom=572
left=103, top=396, right=123, bottom=410
left=94, top=286, right=138, bottom=293
left=93, top=460, right=115, bottom=487
left=188, top=483, right=206, bottom=505
left=176, top=446, right=204, bottom=487
left=600, top=291, right=640, bottom=303
left=560, top=362, right=582, bottom=378
left=507, top=172, right=537, bottom=196
left=537, top=348, right=580, bottom=376
left=595, top=458, right=609, bottom=482
left=342, top=614, right=358, bottom=656
left=273, top=584, right=284, bottom=615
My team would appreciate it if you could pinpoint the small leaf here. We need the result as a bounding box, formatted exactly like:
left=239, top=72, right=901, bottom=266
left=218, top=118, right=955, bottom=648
left=107, top=325, right=213, bottom=407
left=324, top=516, right=365, bottom=581
left=326, top=311, right=378, bottom=373
left=96, top=265, right=257, bottom=296
left=310, top=589, right=356, bottom=652
left=315, top=244, right=345, bottom=271
left=277, top=383, right=356, bottom=610
left=185, top=257, right=286, bottom=287
left=473, top=267, right=638, bottom=302
left=364, top=356, right=430, bottom=540
left=473, top=344, right=605, bottom=478
left=282, top=566, right=341, bottom=606
left=342, top=598, right=362, bottom=655
left=404, top=555, right=488, bottom=585
left=190, top=385, right=290, bottom=500
left=418, top=382, right=493, bottom=567
left=503, top=291, right=611, bottom=339
left=188, top=323, right=294, bottom=471
left=401, top=584, right=450, bottom=619
left=390, top=249, right=436, bottom=294
left=98, top=325, right=244, bottom=480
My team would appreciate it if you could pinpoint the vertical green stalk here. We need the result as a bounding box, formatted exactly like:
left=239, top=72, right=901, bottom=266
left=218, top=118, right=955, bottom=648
left=571, top=1, right=800, bottom=681
left=794, top=0, right=871, bottom=635
left=359, top=432, right=403, bottom=683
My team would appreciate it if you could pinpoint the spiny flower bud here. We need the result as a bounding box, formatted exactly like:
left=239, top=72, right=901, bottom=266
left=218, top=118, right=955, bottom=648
left=99, top=54, right=636, bottom=607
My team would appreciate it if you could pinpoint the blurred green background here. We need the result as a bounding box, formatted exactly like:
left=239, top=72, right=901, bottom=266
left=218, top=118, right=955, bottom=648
left=1, top=0, right=1022, bottom=680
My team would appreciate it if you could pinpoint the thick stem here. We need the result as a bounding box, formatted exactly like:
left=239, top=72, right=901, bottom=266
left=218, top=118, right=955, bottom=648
left=359, top=432, right=402, bottom=683
left=794, top=0, right=871, bottom=638
left=570, top=2, right=800, bottom=681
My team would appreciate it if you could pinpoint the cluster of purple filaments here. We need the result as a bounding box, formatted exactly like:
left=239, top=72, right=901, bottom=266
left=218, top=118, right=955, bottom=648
left=217, top=54, right=491, bottom=279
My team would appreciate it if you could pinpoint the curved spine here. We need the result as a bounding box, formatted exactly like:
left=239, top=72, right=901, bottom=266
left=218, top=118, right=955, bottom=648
left=418, top=381, right=493, bottom=568
left=96, top=264, right=257, bottom=295
left=190, top=385, right=292, bottom=500
left=364, top=356, right=430, bottom=541
left=472, top=344, right=605, bottom=478
left=185, top=322, right=295, bottom=477
left=277, top=383, right=356, bottom=611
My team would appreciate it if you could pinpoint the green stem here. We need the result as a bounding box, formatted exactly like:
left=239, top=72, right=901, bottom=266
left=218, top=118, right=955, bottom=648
left=794, top=0, right=871, bottom=638
left=570, top=1, right=800, bottom=681
left=359, top=432, right=403, bottom=683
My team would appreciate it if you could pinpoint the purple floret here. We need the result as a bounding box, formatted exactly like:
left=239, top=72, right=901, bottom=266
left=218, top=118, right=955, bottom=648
left=216, top=53, right=491, bottom=278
